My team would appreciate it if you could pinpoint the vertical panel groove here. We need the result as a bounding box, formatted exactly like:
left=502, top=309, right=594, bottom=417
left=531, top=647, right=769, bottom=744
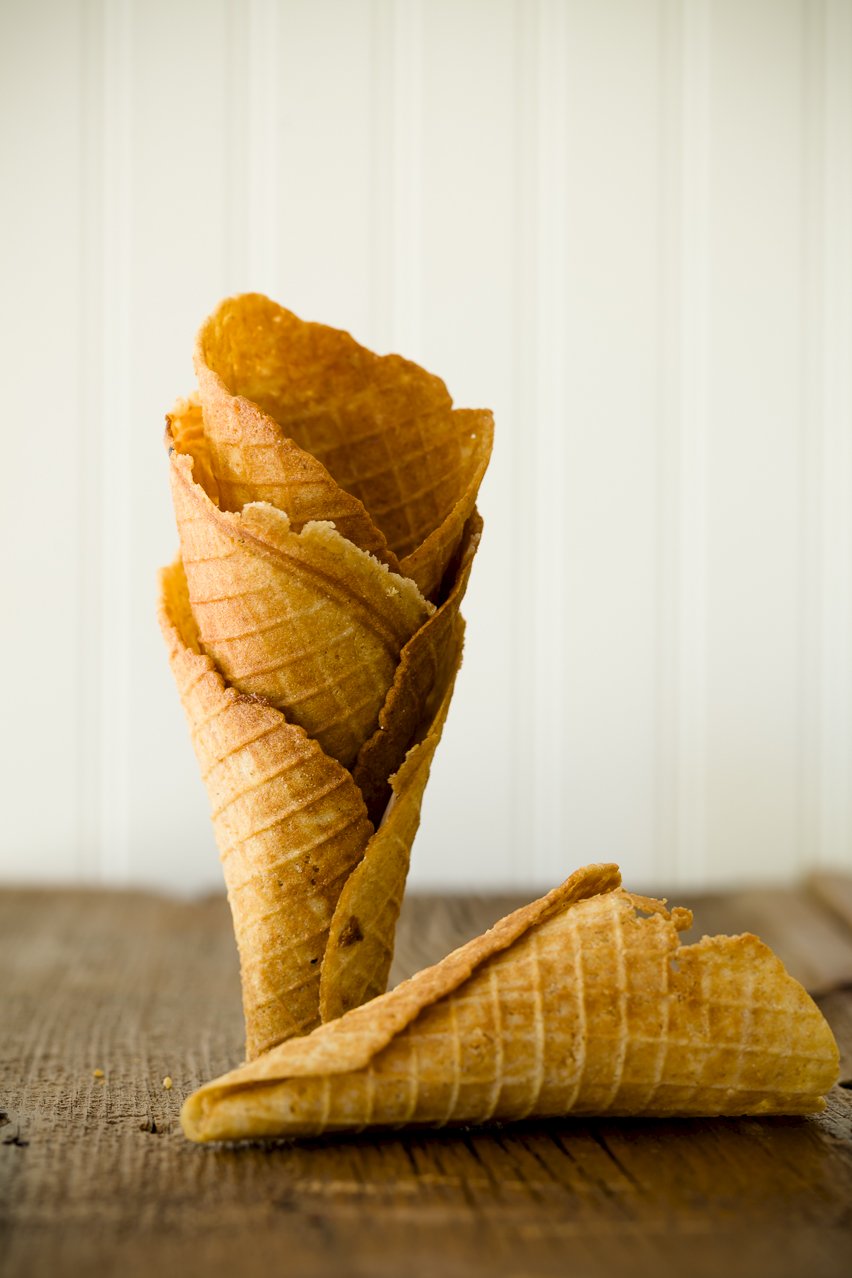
left=820, top=0, right=852, bottom=869
left=677, top=0, right=711, bottom=885
left=224, top=0, right=250, bottom=290
left=799, top=0, right=826, bottom=875
left=99, top=0, right=133, bottom=882
left=370, top=0, right=393, bottom=346
left=654, top=0, right=683, bottom=884
left=247, top=0, right=279, bottom=287
left=77, top=0, right=104, bottom=880
left=511, top=0, right=539, bottom=884
left=390, top=0, right=423, bottom=355
left=369, top=0, right=422, bottom=354
left=532, top=0, right=568, bottom=884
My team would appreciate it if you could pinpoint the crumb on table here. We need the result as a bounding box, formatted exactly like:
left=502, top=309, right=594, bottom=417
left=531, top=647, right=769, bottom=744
left=163, top=1076, right=173, bottom=1090
left=92, top=1068, right=105, bottom=1080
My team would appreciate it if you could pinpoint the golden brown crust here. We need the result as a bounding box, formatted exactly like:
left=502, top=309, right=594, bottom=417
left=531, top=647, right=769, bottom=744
left=351, top=512, right=481, bottom=824
left=183, top=864, right=620, bottom=1103
left=181, top=871, right=840, bottom=1142
left=193, top=293, right=493, bottom=601
left=398, top=412, right=492, bottom=600
left=160, top=293, right=492, bottom=1057
left=158, top=560, right=375, bottom=1058
left=320, top=621, right=466, bottom=1021
left=168, top=409, right=432, bottom=769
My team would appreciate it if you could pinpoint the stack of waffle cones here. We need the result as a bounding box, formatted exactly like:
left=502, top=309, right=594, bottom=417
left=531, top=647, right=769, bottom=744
left=159, top=295, right=491, bottom=1060
left=160, top=295, right=838, bottom=1142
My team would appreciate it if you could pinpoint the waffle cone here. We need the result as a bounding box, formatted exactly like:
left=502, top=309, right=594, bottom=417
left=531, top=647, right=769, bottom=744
left=159, top=559, right=370, bottom=1057
left=160, top=559, right=478, bottom=1058
left=181, top=865, right=839, bottom=1141
left=160, top=294, right=491, bottom=1055
left=320, top=618, right=465, bottom=1022
left=167, top=399, right=432, bottom=770
left=194, top=293, right=494, bottom=601
left=352, top=511, right=481, bottom=824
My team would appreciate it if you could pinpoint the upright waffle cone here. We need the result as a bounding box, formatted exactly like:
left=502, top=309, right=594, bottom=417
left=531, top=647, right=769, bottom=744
left=194, top=293, right=494, bottom=601
left=181, top=865, right=839, bottom=1141
left=167, top=401, right=433, bottom=769
left=160, top=296, right=491, bottom=1055
left=160, top=560, right=466, bottom=1057
left=159, top=561, right=372, bottom=1057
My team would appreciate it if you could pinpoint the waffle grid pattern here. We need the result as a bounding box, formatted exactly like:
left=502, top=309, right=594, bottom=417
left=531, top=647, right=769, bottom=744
left=187, top=886, right=838, bottom=1138
left=352, top=577, right=471, bottom=825
left=169, top=430, right=431, bottom=769
left=195, top=294, right=492, bottom=602
left=160, top=561, right=375, bottom=1056
left=319, top=674, right=459, bottom=1021
left=162, top=293, right=491, bottom=1064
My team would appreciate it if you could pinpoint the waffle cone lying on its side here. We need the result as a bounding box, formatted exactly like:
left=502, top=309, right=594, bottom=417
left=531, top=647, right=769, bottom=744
left=181, top=864, right=839, bottom=1142
left=159, top=295, right=492, bottom=1059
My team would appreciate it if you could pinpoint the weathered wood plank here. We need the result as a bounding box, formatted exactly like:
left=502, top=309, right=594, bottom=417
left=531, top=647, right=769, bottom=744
left=2, top=886, right=851, bottom=1278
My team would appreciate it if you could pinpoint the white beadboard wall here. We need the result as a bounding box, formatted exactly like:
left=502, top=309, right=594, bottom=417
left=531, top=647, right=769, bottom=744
left=1, top=0, right=851, bottom=893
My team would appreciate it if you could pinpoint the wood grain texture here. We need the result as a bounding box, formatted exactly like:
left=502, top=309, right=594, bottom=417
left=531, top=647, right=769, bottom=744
left=2, top=885, right=851, bottom=1278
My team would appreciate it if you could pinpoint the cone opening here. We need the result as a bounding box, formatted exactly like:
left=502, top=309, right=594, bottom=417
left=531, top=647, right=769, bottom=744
left=195, top=293, right=493, bottom=568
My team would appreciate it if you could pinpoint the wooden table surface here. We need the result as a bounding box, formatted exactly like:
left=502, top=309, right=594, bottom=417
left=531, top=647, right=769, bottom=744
left=3, top=877, right=852, bottom=1278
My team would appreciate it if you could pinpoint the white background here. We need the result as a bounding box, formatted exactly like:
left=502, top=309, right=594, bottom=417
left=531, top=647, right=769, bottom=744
left=1, top=0, right=851, bottom=893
